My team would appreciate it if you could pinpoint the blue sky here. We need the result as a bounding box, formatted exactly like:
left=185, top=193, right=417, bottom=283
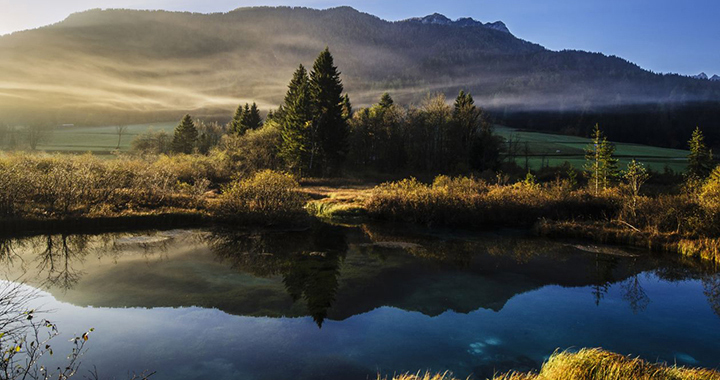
left=0, top=0, right=717, bottom=76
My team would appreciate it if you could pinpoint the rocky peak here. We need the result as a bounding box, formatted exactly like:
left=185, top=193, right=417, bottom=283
left=405, top=13, right=511, bottom=34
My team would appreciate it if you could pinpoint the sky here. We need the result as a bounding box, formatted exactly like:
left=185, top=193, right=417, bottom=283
left=0, top=0, right=718, bottom=76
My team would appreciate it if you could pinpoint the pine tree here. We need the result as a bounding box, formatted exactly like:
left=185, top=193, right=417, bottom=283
left=585, top=124, right=618, bottom=194
left=379, top=92, right=394, bottom=108
left=279, top=65, right=313, bottom=175
left=310, top=47, right=348, bottom=176
left=171, top=114, right=198, bottom=154
left=687, top=127, right=713, bottom=181
left=341, top=94, right=352, bottom=121
left=246, top=102, right=263, bottom=131
left=230, top=104, right=246, bottom=134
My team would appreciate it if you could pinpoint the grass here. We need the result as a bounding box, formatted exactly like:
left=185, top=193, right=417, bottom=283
left=36, top=122, right=177, bottom=154
left=384, top=349, right=720, bottom=380
left=494, top=126, right=689, bottom=173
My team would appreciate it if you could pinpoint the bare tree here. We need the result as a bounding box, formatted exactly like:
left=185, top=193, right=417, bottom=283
left=115, top=124, right=129, bottom=150
left=24, top=125, right=51, bottom=150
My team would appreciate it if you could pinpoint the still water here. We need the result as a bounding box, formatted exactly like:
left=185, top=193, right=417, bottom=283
left=1, top=223, right=719, bottom=379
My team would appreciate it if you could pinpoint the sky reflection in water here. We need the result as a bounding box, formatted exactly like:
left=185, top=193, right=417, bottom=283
left=1, top=224, right=719, bottom=380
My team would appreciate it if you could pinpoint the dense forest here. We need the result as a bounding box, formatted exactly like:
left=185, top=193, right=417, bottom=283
left=1, top=6, right=719, bottom=148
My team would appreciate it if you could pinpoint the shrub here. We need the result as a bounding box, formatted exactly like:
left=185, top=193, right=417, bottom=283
left=218, top=170, right=306, bottom=223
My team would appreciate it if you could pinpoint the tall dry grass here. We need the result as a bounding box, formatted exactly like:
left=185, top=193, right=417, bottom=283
left=385, top=349, right=720, bottom=380
left=365, top=175, right=620, bottom=227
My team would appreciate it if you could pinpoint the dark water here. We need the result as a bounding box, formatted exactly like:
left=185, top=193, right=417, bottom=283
left=2, top=224, right=720, bottom=380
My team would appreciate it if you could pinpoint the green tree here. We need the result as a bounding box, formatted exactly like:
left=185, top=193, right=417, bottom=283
left=171, top=114, right=198, bottom=154
left=230, top=104, right=246, bottom=134
left=246, top=103, right=263, bottom=131
left=279, top=65, right=313, bottom=175
left=379, top=92, right=394, bottom=108
left=585, top=124, right=618, bottom=194
left=309, top=47, right=349, bottom=176
left=341, top=94, right=353, bottom=121
left=687, top=127, right=714, bottom=181
left=452, top=90, right=499, bottom=170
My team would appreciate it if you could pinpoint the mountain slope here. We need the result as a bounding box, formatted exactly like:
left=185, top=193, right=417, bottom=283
left=0, top=6, right=719, bottom=127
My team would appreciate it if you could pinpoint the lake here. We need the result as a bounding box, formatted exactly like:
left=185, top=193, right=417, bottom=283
left=1, top=223, right=719, bottom=380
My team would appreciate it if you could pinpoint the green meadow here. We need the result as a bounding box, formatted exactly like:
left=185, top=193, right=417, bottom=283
left=494, top=126, right=689, bottom=173
left=30, top=123, right=689, bottom=173
left=36, top=122, right=177, bottom=154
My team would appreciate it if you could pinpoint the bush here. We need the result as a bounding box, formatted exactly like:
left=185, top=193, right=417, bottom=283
left=218, top=170, right=306, bottom=223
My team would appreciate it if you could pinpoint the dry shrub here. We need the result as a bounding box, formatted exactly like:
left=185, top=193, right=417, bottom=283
left=218, top=170, right=306, bottom=223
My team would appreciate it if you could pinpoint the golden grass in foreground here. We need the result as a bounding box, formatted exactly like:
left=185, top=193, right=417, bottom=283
left=385, top=349, right=720, bottom=380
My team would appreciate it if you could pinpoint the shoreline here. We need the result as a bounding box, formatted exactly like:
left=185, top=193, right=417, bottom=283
left=4, top=205, right=719, bottom=267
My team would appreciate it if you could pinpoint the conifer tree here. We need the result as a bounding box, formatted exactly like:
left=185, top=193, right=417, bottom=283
left=246, top=102, right=263, bottom=131
left=341, top=94, right=353, bottom=121
left=379, top=92, right=394, bottom=108
left=310, top=47, right=348, bottom=176
left=171, top=114, right=198, bottom=154
left=279, top=65, right=313, bottom=174
left=687, top=127, right=714, bottom=181
left=585, top=124, right=618, bottom=194
left=230, top=104, right=246, bottom=134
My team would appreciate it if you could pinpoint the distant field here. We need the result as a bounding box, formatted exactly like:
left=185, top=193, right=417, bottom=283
left=24, top=123, right=690, bottom=173
left=36, top=122, right=178, bottom=154
left=494, top=126, right=689, bottom=173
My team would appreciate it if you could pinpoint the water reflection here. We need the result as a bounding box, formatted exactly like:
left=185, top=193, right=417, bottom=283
left=0, top=225, right=718, bottom=326
left=1, top=225, right=720, bottom=379
left=208, top=225, right=348, bottom=327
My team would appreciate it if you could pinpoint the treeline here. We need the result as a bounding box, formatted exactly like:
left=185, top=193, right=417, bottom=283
left=495, top=101, right=720, bottom=150
left=133, top=47, right=503, bottom=178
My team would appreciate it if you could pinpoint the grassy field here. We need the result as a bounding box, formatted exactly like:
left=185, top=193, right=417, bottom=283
left=36, top=122, right=177, bottom=154
left=495, top=126, right=689, bottom=173
left=26, top=123, right=690, bottom=173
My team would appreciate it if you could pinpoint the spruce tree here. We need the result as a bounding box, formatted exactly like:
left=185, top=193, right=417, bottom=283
left=279, top=65, right=313, bottom=175
left=584, top=124, right=618, bottom=194
left=687, top=127, right=713, bottom=180
left=310, top=47, right=348, bottom=176
left=230, top=104, right=246, bottom=134
left=246, top=102, right=263, bottom=131
left=341, top=94, right=353, bottom=121
left=379, top=92, right=394, bottom=108
left=171, top=114, right=198, bottom=154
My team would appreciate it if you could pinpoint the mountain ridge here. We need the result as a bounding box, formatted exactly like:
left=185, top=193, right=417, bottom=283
left=0, top=5, right=718, bottom=130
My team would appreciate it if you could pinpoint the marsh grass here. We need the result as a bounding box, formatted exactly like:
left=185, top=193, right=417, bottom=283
left=365, top=176, right=619, bottom=227
left=386, top=349, right=720, bottom=380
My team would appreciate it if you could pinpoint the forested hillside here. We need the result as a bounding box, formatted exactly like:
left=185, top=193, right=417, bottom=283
left=1, top=6, right=719, bottom=146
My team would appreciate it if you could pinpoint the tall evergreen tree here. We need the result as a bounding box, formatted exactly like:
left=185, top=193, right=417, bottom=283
left=171, top=114, right=198, bottom=154
left=279, top=65, right=313, bottom=175
left=341, top=94, right=353, bottom=121
left=246, top=102, right=263, bottom=131
left=584, top=124, right=618, bottom=194
left=687, top=127, right=714, bottom=180
left=310, top=47, right=348, bottom=176
left=379, top=92, right=394, bottom=108
left=230, top=104, right=246, bottom=134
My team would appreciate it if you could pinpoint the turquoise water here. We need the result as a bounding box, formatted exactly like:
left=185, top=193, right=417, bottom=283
left=1, top=224, right=719, bottom=379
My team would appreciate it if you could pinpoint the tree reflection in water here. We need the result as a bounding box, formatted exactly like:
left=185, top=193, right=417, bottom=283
left=207, top=224, right=348, bottom=327
left=703, top=274, right=720, bottom=317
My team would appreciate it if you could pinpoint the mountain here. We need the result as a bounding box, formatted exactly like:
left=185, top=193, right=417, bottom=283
left=693, top=72, right=709, bottom=80
left=405, top=13, right=511, bottom=33
left=0, top=5, right=719, bottom=137
left=711, top=75, right=720, bottom=81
